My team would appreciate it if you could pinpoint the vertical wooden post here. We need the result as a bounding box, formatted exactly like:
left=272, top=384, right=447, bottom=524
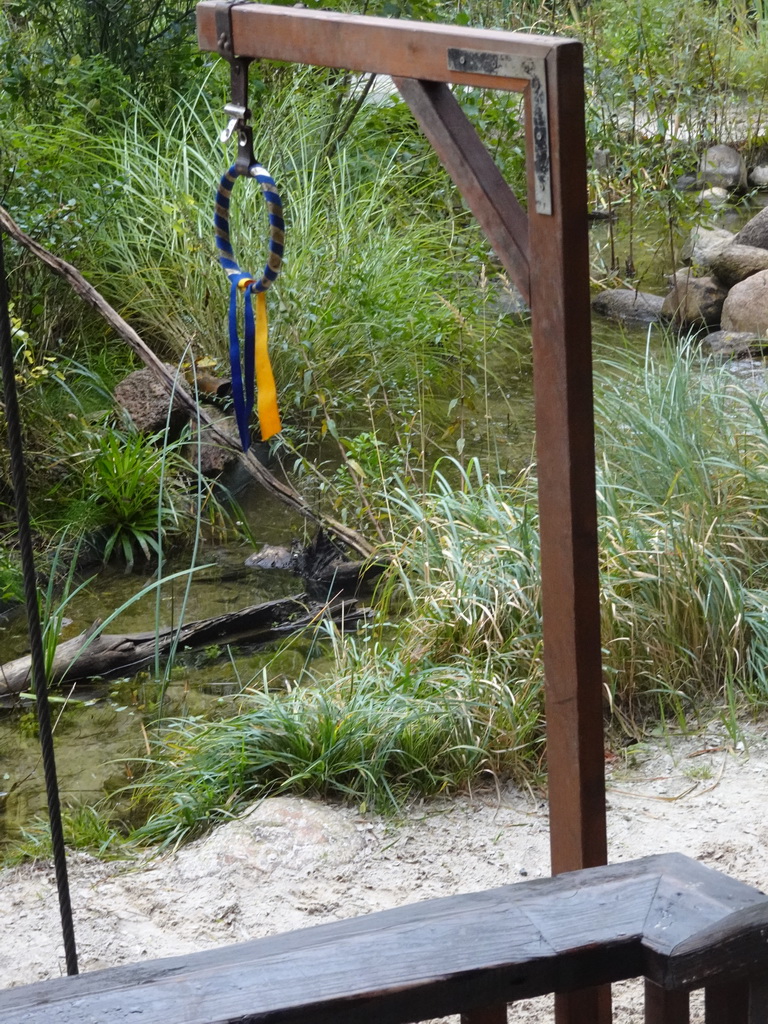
left=528, top=38, right=607, bottom=882
left=527, top=39, right=608, bottom=1024
left=704, top=981, right=749, bottom=1023
left=645, top=980, right=689, bottom=1024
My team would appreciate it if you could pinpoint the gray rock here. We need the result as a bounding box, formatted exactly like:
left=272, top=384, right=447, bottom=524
left=675, top=173, right=704, bottom=192
left=734, top=205, right=768, bottom=251
left=721, top=269, right=768, bottom=334
left=245, top=543, right=295, bottom=571
left=491, top=278, right=527, bottom=316
left=701, top=330, right=768, bottom=358
left=661, top=269, right=728, bottom=328
left=591, top=288, right=665, bottom=325
left=114, top=366, right=190, bottom=434
left=681, top=226, right=735, bottom=268
left=182, top=797, right=366, bottom=881
left=749, top=165, right=768, bottom=188
left=710, top=243, right=768, bottom=288
left=699, top=144, right=747, bottom=191
left=592, top=148, right=611, bottom=172
left=697, top=187, right=729, bottom=206
left=183, top=407, right=239, bottom=477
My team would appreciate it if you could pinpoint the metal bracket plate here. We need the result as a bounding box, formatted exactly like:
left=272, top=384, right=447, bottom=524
left=447, top=48, right=551, bottom=215
left=215, top=0, right=250, bottom=57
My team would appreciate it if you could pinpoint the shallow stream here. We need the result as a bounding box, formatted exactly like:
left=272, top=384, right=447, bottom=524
left=0, top=197, right=763, bottom=850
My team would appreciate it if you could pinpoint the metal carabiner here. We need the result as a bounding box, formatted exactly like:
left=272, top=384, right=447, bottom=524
left=220, top=103, right=247, bottom=144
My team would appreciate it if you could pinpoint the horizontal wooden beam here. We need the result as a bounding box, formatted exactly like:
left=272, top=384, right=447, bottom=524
left=196, top=1, right=561, bottom=91
left=2, top=854, right=766, bottom=1024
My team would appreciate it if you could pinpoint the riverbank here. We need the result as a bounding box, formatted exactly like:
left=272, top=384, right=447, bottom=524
left=2, top=719, right=767, bottom=1022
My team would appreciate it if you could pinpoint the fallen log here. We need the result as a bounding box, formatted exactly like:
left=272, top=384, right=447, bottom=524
left=0, top=594, right=365, bottom=696
left=0, top=204, right=373, bottom=560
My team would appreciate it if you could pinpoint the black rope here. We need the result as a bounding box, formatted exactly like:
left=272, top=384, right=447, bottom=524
left=0, top=231, right=78, bottom=976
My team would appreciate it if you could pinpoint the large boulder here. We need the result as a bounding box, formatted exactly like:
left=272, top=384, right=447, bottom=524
left=734, top=205, right=768, bottom=251
left=183, top=407, right=239, bottom=477
left=591, top=288, right=665, bottom=326
left=720, top=270, right=768, bottom=335
left=675, top=172, right=704, bottom=192
left=661, top=269, right=728, bottom=328
left=177, top=797, right=366, bottom=883
left=114, top=366, right=190, bottom=434
left=710, top=243, right=768, bottom=288
left=749, top=165, right=768, bottom=188
left=698, top=144, right=747, bottom=191
left=701, top=330, right=768, bottom=359
left=697, top=187, right=729, bottom=206
left=681, top=226, right=735, bottom=269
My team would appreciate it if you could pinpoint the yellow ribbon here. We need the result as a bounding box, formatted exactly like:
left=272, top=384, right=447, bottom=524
left=255, top=289, right=281, bottom=440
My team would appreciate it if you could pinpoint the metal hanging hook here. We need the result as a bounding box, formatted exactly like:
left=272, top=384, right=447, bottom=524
left=215, top=1, right=255, bottom=172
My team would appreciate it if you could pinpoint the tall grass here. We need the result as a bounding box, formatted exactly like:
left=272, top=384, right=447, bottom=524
left=130, top=341, right=768, bottom=845
left=130, top=465, right=546, bottom=848
left=130, top=643, right=536, bottom=848
left=596, top=338, right=768, bottom=721
left=20, top=71, right=494, bottom=435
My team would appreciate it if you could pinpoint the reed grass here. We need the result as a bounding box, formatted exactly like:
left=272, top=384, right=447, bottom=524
left=7, top=0, right=768, bottom=849
left=130, top=340, right=768, bottom=845
left=22, top=72, right=489, bottom=427
left=595, top=338, right=768, bottom=722
left=1, top=805, right=130, bottom=867
left=131, top=636, right=542, bottom=849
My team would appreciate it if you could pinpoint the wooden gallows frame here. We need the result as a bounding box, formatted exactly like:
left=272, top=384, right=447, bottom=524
left=196, top=6, right=608, bottom=1021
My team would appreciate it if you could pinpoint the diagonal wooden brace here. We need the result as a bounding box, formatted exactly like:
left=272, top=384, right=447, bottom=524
left=394, top=77, right=530, bottom=304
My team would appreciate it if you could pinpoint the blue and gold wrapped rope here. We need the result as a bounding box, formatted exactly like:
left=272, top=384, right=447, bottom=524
left=214, top=162, right=284, bottom=449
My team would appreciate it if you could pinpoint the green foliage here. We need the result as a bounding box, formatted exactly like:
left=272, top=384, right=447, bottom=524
left=595, top=338, right=768, bottom=720
left=79, top=427, right=182, bottom=564
left=130, top=341, right=768, bottom=845
left=3, top=73, right=500, bottom=441
left=7, top=0, right=768, bottom=855
left=8, top=349, right=234, bottom=569
left=35, top=423, right=176, bottom=567
left=385, top=459, right=542, bottom=677
left=1, top=805, right=130, bottom=867
left=454, top=87, right=527, bottom=196
left=128, top=460, right=548, bottom=847
left=130, top=641, right=538, bottom=848
left=0, top=0, right=200, bottom=117
left=0, top=547, right=23, bottom=606
left=582, top=0, right=733, bottom=281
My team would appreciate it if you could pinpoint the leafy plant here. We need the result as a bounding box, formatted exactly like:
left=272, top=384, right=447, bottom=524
left=0, top=547, right=22, bottom=607
left=0, top=0, right=200, bottom=117
left=1, top=804, right=130, bottom=867
left=49, top=424, right=185, bottom=566
left=128, top=337, right=768, bottom=845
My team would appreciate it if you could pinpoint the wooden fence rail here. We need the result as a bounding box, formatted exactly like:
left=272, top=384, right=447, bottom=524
left=2, top=853, right=767, bottom=1024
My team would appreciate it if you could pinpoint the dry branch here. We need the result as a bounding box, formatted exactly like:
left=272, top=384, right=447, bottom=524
left=0, top=204, right=373, bottom=558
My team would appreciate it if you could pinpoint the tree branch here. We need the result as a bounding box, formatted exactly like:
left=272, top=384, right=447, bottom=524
left=0, top=204, right=374, bottom=558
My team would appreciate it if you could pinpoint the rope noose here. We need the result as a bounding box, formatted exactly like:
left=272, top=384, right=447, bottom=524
left=214, top=162, right=284, bottom=449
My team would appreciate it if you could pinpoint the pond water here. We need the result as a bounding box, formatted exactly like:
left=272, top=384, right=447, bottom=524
left=0, top=196, right=763, bottom=851
left=0, top=481, right=314, bottom=846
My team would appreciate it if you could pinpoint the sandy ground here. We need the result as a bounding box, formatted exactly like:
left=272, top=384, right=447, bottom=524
left=1, top=719, right=767, bottom=1021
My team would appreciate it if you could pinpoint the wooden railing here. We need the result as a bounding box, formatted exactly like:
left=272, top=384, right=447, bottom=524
left=2, top=853, right=767, bottom=1024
